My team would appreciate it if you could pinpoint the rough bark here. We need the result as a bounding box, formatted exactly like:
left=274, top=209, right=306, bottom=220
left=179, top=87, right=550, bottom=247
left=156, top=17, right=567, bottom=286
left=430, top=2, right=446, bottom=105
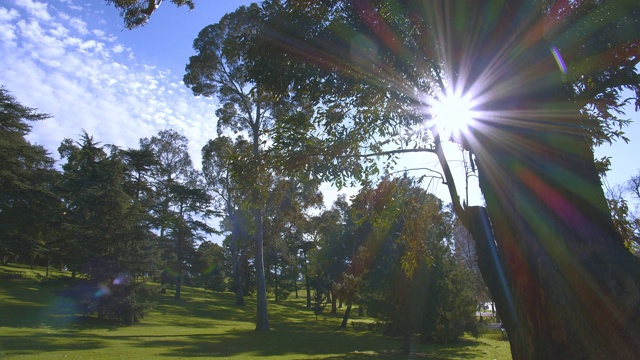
left=472, top=123, right=640, bottom=359
left=438, top=2, right=640, bottom=358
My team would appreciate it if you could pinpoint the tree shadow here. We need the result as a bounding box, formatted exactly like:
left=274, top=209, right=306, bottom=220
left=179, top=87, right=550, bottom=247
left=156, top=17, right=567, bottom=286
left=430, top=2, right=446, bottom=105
left=1, top=277, right=506, bottom=359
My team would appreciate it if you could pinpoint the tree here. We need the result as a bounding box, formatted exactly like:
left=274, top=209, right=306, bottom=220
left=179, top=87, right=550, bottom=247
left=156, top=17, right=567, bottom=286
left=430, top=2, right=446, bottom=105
left=184, top=4, right=277, bottom=330
left=312, top=195, right=359, bottom=313
left=106, top=0, right=194, bottom=29
left=0, top=87, right=60, bottom=265
left=250, top=1, right=640, bottom=358
left=338, top=176, right=476, bottom=353
left=141, top=129, right=206, bottom=300
left=264, top=175, right=323, bottom=303
left=167, top=170, right=211, bottom=299
left=202, top=136, right=252, bottom=305
left=192, top=241, right=227, bottom=291
left=58, top=132, right=154, bottom=323
left=335, top=273, right=362, bottom=328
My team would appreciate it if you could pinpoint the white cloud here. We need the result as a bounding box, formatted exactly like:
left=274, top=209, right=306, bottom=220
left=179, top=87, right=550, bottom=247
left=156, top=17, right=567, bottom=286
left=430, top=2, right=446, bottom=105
left=0, top=7, right=19, bottom=21
left=15, top=0, right=52, bottom=21
left=111, top=43, right=124, bottom=53
left=68, top=16, right=87, bottom=35
left=0, top=8, right=19, bottom=46
left=0, top=0, right=218, bottom=169
left=60, top=0, right=83, bottom=11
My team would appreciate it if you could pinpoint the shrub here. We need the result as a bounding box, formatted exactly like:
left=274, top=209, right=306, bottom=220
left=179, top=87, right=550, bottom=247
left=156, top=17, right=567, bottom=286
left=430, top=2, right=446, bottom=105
left=59, top=278, right=157, bottom=325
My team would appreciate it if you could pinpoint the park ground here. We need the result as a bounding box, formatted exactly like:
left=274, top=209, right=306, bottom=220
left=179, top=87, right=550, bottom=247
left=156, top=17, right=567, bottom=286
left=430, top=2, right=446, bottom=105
left=0, top=263, right=511, bottom=359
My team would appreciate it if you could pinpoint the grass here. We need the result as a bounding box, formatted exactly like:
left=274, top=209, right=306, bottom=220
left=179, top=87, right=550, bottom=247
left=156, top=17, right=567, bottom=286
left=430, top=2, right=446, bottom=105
left=0, top=263, right=511, bottom=359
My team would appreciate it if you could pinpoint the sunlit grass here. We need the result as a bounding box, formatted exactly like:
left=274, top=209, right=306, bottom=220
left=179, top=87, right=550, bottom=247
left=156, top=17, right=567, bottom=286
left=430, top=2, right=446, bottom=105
left=0, top=264, right=511, bottom=359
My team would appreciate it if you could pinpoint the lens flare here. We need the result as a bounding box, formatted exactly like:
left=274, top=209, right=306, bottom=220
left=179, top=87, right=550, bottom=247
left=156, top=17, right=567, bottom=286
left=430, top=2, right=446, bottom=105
left=427, top=89, right=478, bottom=140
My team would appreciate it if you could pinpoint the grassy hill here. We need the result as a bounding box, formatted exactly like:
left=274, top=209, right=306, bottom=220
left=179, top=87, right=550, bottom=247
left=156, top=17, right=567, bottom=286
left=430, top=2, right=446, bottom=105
left=0, top=263, right=511, bottom=359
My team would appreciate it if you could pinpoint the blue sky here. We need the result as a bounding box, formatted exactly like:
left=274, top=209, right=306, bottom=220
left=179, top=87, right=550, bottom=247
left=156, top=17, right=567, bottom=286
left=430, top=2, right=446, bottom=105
left=0, top=0, right=251, bottom=168
left=0, top=0, right=638, bottom=211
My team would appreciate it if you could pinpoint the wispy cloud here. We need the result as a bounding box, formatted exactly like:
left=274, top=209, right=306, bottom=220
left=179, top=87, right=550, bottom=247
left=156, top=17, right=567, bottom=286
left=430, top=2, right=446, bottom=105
left=0, top=0, right=218, bottom=167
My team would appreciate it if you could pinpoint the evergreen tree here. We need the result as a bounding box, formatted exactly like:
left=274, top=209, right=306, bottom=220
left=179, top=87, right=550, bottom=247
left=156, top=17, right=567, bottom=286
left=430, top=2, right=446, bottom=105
left=0, top=87, right=59, bottom=264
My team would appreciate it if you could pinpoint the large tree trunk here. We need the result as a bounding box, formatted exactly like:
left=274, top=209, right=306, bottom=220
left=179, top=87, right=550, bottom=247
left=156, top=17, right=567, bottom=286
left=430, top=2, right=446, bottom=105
left=442, top=2, right=640, bottom=358
left=228, top=203, right=245, bottom=306
left=472, top=124, right=640, bottom=359
left=232, top=244, right=245, bottom=306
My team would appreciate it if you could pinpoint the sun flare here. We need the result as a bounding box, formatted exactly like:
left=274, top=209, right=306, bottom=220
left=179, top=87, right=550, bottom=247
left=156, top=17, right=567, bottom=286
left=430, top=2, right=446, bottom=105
left=427, top=90, right=477, bottom=140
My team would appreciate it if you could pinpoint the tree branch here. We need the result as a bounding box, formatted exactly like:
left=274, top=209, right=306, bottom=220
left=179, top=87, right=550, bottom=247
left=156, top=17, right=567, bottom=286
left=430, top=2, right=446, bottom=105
left=432, top=128, right=467, bottom=224
left=359, top=148, right=436, bottom=158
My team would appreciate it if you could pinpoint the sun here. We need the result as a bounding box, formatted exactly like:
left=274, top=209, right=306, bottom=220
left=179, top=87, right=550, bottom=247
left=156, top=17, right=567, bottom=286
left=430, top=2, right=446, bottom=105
left=427, top=89, right=477, bottom=140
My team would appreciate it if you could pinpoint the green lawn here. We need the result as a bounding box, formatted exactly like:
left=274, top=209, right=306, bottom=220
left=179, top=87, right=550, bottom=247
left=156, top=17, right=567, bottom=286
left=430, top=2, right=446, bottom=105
left=0, top=264, right=511, bottom=359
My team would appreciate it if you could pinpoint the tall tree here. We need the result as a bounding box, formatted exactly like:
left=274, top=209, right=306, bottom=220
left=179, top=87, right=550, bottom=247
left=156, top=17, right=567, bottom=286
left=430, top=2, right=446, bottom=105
left=351, top=176, right=476, bottom=351
left=202, top=135, right=252, bottom=306
left=0, top=87, right=59, bottom=264
left=168, top=170, right=212, bottom=299
left=312, top=195, right=358, bottom=313
left=250, top=1, right=640, bottom=358
left=141, top=129, right=193, bottom=242
left=141, top=129, right=204, bottom=299
left=264, top=175, right=322, bottom=302
left=184, top=4, right=276, bottom=330
left=58, top=133, right=156, bottom=323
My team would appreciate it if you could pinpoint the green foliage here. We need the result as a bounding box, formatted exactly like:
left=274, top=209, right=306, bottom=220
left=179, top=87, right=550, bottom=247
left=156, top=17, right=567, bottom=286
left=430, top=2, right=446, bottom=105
left=192, top=241, right=227, bottom=292
left=309, top=275, right=331, bottom=321
left=350, top=176, right=477, bottom=342
left=0, top=87, right=59, bottom=263
left=106, top=0, right=195, bottom=29
left=419, top=248, right=479, bottom=342
left=59, top=278, right=157, bottom=325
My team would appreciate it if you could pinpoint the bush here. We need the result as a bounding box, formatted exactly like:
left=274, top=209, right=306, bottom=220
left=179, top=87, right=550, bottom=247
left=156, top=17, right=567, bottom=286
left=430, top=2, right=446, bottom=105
left=59, top=278, right=157, bottom=325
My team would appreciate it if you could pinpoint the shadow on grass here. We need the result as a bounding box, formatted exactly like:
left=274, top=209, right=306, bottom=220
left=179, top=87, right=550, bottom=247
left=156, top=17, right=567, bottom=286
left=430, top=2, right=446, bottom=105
left=113, top=329, right=489, bottom=359
left=0, top=333, right=106, bottom=356
left=1, top=271, right=504, bottom=359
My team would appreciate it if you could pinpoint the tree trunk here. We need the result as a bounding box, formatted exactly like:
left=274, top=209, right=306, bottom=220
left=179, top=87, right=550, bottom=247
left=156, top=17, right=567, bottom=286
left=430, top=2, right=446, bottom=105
left=274, top=263, right=279, bottom=302
left=303, top=249, right=311, bottom=308
left=229, top=203, right=245, bottom=306
left=293, top=260, right=299, bottom=299
left=471, top=129, right=640, bottom=359
left=445, top=2, right=640, bottom=358
left=330, top=289, right=337, bottom=314
left=254, top=208, right=270, bottom=331
left=175, top=274, right=181, bottom=300
left=340, top=304, right=352, bottom=328
left=402, top=333, right=411, bottom=356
